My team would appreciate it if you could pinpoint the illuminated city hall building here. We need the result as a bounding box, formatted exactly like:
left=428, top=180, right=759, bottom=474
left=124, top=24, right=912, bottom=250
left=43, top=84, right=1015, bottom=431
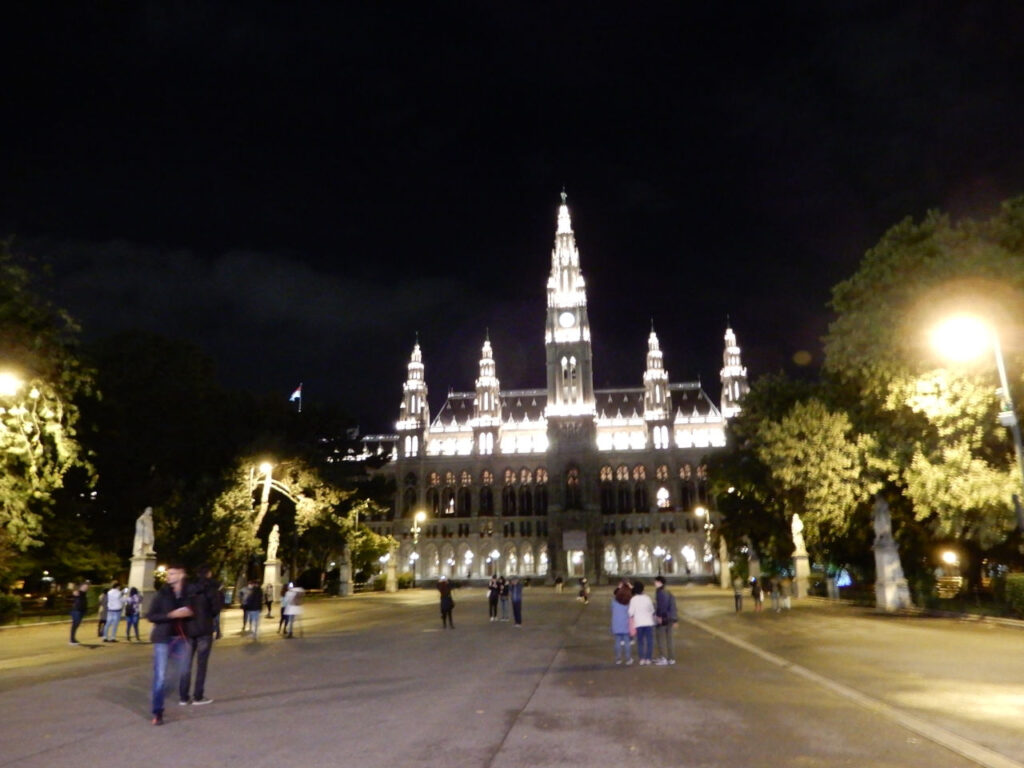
left=370, top=194, right=748, bottom=583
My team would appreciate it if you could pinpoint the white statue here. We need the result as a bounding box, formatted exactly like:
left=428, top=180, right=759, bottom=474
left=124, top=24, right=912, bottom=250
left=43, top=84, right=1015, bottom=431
left=267, top=524, right=280, bottom=561
left=791, top=513, right=806, bottom=554
left=873, top=496, right=894, bottom=546
left=133, top=507, right=155, bottom=557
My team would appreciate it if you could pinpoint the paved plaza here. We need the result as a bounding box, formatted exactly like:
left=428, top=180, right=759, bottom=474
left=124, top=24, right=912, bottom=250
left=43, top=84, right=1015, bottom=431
left=1, top=585, right=1023, bottom=768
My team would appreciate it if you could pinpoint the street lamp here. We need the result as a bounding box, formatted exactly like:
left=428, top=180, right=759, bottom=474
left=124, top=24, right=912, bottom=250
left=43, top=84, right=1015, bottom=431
left=411, top=510, right=426, bottom=587
left=489, top=548, right=500, bottom=577
left=0, top=371, right=24, bottom=398
left=932, top=314, right=1024, bottom=528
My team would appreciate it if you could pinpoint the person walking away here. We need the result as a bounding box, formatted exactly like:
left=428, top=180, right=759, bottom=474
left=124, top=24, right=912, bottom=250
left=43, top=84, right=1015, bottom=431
left=780, top=576, right=792, bottom=610
left=751, top=577, right=763, bottom=612
left=283, top=586, right=304, bottom=637
left=554, top=575, right=564, bottom=594
left=243, top=579, right=263, bottom=640
left=437, top=576, right=455, bottom=628
left=578, top=577, right=590, bottom=604
left=653, top=576, right=678, bottom=665
left=509, top=576, right=523, bottom=627
left=181, top=565, right=221, bottom=706
left=69, top=582, right=88, bottom=645
left=103, top=581, right=124, bottom=642
left=498, top=577, right=510, bottom=621
left=97, top=591, right=107, bottom=638
left=146, top=564, right=194, bottom=725
left=610, top=579, right=633, bottom=665
left=732, top=576, right=744, bottom=612
left=263, top=583, right=274, bottom=618
left=124, top=587, right=143, bottom=641
left=629, top=581, right=656, bottom=665
left=769, top=576, right=781, bottom=612
left=487, top=576, right=500, bottom=621
left=238, top=582, right=250, bottom=634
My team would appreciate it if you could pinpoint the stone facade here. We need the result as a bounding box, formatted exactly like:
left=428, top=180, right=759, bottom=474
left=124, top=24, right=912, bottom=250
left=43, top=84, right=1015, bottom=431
left=368, top=194, right=747, bottom=584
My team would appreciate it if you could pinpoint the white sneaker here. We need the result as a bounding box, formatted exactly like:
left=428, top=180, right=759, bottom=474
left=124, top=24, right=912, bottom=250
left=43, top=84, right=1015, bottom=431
left=668, top=659, right=676, bottom=665
left=625, top=658, right=634, bottom=666
left=615, top=659, right=622, bottom=665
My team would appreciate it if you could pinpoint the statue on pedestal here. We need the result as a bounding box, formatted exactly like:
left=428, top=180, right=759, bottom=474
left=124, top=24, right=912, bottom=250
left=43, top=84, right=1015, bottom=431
left=267, top=524, right=280, bottom=562
left=791, top=513, right=807, bottom=554
left=133, top=507, right=155, bottom=557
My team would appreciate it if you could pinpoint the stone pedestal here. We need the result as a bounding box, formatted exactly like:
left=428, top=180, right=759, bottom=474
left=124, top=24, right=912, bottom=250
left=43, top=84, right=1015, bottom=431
left=874, top=543, right=912, bottom=611
left=386, top=552, right=398, bottom=593
left=338, top=559, right=351, bottom=597
left=793, top=552, right=811, bottom=598
left=719, top=538, right=731, bottom=589
left=129, top=554, right=157, bottom=610
left=262, top=559, right=282, bottom=600
left=747, top=544, right=761, bottom=581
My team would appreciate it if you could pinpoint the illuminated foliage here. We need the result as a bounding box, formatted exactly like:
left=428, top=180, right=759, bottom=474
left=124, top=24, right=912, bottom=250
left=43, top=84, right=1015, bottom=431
left=0, top=244, right=93, bottom=574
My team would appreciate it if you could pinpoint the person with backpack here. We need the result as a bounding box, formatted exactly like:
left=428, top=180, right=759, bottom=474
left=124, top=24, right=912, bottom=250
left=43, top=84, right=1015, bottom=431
left=243, top=579, right=263, bottom=640
left=180, top=565, right=221, bottom=706
left=124, top=587, right=143, bottom=641
left=653, top=575, right=678, bottom=665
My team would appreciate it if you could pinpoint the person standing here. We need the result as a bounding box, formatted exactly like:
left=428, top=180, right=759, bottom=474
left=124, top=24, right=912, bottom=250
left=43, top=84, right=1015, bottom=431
left=498, top=577, right=510, bottom=621
left=243, top=579, right=263, bottom=640
left=263, top=583, right=274, bottom=618
left=732, top=576, right=744, bottom=612
left=283, top=585, right=304, bottom=637
left=103, top=581, right=124, bottom=642
left=146, top=564, right=194, bottom=725
left=509, top=576, right=523, bottom=627
left=610, top=579, right=633, bottom=665
left=487, top=576, right=500, bottom=621
left=769, top=576, right=781, bottom=612
left=653, top=576, right=678, bottom=665
left=238, top=582, right=251, bottom=634
left=124, top=587, right=143, bottom=641
left=69, top=582, right=88, bottom=645
left=628, top=581, right=656, bottom=665
left=437, top=576, right=455, bottom=628
left=181, top=565, right=221, bottom=706
left=751, top=577, right=764, bottom=612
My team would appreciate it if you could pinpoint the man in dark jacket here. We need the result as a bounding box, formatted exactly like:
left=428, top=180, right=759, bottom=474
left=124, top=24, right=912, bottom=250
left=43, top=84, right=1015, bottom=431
left=181, top=564, right=221, bottom=706
left=146, top=564, right=194, bottom=725
left=69, top=581, right=89, bottom=644
left=653, top=575, right=678, bottom=666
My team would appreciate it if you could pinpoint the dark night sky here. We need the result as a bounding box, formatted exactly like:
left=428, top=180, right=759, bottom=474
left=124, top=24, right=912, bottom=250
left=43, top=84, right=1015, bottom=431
left=3, top=3, right=1023, bottom=432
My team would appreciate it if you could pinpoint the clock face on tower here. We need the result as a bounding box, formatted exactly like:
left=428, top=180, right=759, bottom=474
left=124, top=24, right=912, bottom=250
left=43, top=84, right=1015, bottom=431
left=558, top=311, right=576, bottom=328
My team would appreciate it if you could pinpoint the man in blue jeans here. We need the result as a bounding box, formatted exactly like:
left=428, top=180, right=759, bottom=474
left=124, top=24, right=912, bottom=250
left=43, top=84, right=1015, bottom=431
left=146, top=564, right=194, bottom=725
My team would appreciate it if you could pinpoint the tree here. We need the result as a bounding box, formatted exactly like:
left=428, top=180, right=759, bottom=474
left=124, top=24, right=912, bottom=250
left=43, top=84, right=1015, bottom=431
left=0, top=243, right=93, bottom=583
left=824, top=198, right=1024, bottom=557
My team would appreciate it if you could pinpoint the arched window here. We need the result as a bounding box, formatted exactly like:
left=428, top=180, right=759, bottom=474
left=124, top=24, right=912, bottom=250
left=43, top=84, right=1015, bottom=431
left=502, top=484, right=517, bottom=516
left=656, top=487, right=671, bottom=509
left=403, top=487, right=417, bottom=515
left=519, top=485, right=534, bottom=516
left=426, top=487, right=440, bottom=516
left=520, top=468, right=533, bottom=485
left=565, top=467, right=581, bottom=509
left=441, top=488, right=455, bottom=516
left=603, top=544, right=618, bottom=574
left=655, top=465, right=669, bottom=481
left=599, top=465, right=614, bottom=514
left=479, top=486, right=494, bottom=516
left=679, top=464, right=694, bottom=509
left=445, top=471, right=456, bottom=486
left=457, top=486, right=472, bottom=517
left=535, top=468, right=549, bottom=516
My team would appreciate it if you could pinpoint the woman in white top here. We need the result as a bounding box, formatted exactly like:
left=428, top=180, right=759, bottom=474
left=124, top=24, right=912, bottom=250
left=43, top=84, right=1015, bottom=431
left=628, top=581, right=656, bottom=665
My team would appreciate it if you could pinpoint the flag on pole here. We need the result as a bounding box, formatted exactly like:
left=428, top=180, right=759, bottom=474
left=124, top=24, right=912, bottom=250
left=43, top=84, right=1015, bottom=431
left=289, top=384, right=302, bottom=402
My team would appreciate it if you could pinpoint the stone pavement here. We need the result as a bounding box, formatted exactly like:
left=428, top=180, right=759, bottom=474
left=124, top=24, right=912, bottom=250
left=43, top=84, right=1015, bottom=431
left=0, top=585, right=1022, bottom=768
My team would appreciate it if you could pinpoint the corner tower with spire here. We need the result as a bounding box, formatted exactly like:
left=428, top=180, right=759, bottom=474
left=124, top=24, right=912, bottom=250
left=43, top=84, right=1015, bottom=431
left=397, top=339, right=429, bottom=457
left=720, top=324, right=749, bottom=418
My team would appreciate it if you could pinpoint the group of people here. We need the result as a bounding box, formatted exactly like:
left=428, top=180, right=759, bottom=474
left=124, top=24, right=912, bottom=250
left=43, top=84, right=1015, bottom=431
left=239, top=580, right=304, bottom=639
left=484, top=575, right=524, bottom=626
left=610, top=575, right=678, bottom=666
left=733, top=575, right=793, bottom=613
left=69, top=581, right=145, bottom=645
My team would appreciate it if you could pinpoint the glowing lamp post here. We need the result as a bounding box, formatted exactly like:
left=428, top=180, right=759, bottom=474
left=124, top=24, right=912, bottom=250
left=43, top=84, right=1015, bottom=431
left=411, top=510, right=426, bottom=587
left=0, top=371, right=24, bottom=398
left=931, top=314, right=1024, bottom=527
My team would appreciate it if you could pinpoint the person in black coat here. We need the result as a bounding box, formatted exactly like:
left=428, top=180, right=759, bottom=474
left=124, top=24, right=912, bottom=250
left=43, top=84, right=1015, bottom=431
left=181, top=565, right=221, bottom=705
left=437, top=577, right=455, bottom=628
left=146, top=564, right=194, bottom=724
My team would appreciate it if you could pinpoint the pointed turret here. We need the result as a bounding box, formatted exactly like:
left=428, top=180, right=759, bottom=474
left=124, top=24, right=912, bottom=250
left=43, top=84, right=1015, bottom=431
left=472, top=335, right=501, bottom=455
left=397, top=339, right=429, bottom=456
left=720, top=325, right=749, bottom=419
left=643, top=326, right=673, bottom=448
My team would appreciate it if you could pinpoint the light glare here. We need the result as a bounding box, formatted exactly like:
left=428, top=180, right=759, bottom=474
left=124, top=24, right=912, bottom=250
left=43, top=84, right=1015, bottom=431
left=931, top=315, right=990, bottom=363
